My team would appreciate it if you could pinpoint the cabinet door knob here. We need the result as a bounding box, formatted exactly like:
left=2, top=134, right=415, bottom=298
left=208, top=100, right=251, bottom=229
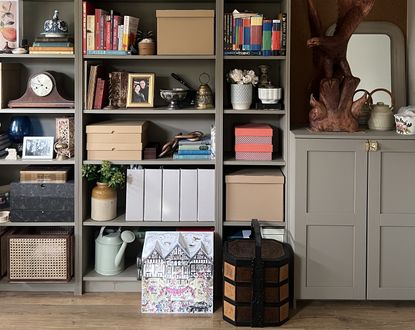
left=365, top=140, right=379, bottom=152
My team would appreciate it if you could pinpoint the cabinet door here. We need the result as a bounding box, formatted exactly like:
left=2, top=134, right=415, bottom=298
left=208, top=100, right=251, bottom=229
left=368, top=140, right=415, bottom=299
left=295, top=139, right=367, bottom=299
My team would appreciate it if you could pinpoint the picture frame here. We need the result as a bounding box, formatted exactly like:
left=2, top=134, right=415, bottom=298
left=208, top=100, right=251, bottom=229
left=0, top=0, right=21, bottom=50
left=126, top=73, right=155, bottom=108
left=22, top=136, right=54, bottom=160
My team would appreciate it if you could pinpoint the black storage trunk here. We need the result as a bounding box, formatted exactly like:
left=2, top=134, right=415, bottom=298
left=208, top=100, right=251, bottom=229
left=10, top=182, right=74, bottom=222
left=223, top=220, right=293, bottom=327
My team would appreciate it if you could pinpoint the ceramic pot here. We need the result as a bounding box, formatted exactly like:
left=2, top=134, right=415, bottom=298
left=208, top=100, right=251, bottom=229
left=258, top=87, right=282, bottom=104
left=91, top=182, right=117, bottom=221
left=368, top=102, right=395, bottom=131
left=8, top=116, right=31, bottom=143
left=231, top=84, right=253, bottom=110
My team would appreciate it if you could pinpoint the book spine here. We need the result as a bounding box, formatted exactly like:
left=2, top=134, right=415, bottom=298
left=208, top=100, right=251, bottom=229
left=100, top=12, right=106, bottom=50
left=33, top=42, right=73, bottom=47
left=232, top=16, right=236, bottom=50
left=94, top=9, right=101, bottom=50
left=82, top=2, right=94, bottom=55
left=118, top=25, right=124, bottom=50
left=109, top=10, right=114, bottom=51
left=177, top=150, right=211, bottom=155
left=178, top=145, right=211, bottom=151
left=30, top=47, right=74, bottom=51
left=239, top=18, right=243, bottom=50
left=29, top=50, right=74, bottom=54
left=173, top=153, right=211, bottom=160
left=223, top=14, right=227, bottom=50
left=86, top=15, right=95, bottom=51
left=224, top=50, right=262, bottom=56
left=112, top=16, right=120, bottom=50
left=86, top=50, right=128, bottom=55
left=250, top=15, right=263, bottom=52
left=122, top=16, right=129, bottom=51
left=272, top=19, right=281, bottom=56
left=280, top=13, right=287, bottom=56
left=242, top=18, right=251, bottom=51
left=262, top=19, right=272, bottom=56
left=93, top=78, right=105, bottom=109
left=104, top=16, right=111, bottom=50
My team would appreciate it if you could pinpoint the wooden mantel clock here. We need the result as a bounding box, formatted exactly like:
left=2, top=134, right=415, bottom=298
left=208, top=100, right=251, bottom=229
left=8, top=71, right=74, bottom=108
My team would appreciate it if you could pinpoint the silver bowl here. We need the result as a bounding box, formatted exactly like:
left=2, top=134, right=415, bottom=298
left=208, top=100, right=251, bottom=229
left=160, top=88, right=189, bottom=109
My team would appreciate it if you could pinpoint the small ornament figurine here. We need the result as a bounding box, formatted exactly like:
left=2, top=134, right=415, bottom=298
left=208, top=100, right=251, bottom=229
left=258, top=65, right=271, bottom=87
left=54, top=140, right=69, bottom=160
left=196, top=73, right=214, bottom=109
left=134, top=30, right=155, bottom=55
left=42, top=10, right=69, bottom=37
left=5, top=148, right=18, bottom=160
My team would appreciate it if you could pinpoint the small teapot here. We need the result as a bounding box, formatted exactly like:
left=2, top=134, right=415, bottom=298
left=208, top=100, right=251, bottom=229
left=95, top=227, right=135, bottom=276
left=368, top=89, right=395, bottom=131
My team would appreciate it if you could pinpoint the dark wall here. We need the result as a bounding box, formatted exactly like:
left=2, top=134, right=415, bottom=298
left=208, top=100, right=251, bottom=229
left=290, top=0, right=407, bottom=127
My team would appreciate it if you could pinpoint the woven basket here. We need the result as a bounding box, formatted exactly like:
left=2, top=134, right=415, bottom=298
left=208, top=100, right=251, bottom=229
left=8, top=229, right=73, bottom=282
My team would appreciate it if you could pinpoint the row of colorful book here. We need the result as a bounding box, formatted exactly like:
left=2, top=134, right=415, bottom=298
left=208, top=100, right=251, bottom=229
left=173, top=136, right=213, bottom=160
left=82, top=1, right=139, bottom=55
left=29, top=36, right=74, bottom=55
left=224, top=10, right=287, bottom=56
left=86, top=65, right=109, bottom=109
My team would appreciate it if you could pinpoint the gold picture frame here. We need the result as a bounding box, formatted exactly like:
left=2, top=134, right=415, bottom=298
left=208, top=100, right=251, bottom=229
left=126, top=73, right=155, bottom=108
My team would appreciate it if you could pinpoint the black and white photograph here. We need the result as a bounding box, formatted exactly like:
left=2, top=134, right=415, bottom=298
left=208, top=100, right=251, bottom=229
left=22, top=136, right=54, bottom=159
left=126, top=73, right=155, bottom=108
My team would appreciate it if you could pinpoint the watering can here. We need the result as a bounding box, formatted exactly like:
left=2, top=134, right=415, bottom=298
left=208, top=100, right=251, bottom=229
left=95, top=226, right=135, bottom=276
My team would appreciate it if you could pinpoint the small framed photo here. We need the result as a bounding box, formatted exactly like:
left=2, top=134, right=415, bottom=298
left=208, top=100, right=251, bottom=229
left=126, top=73, right=155, bottom=108
left=22, top=136, right=54, bottom=160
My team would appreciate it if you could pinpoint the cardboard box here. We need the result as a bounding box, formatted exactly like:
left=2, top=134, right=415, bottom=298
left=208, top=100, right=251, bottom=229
left=126, top=169, right=144, bottom=221
left=162, top=169, right=180, bottom=222
left=86, top=121, right=148, bottom=134
left=87, top=150, right=142, bottom=161
left=156, top=10, right=214, bottom=55
left=144, top=169, right=162, bottom=221
left=197, top=169, right=215, bottom=222
left=225, top=169, right=284, bottom=221
left=180, top=169, right=198, bottom=221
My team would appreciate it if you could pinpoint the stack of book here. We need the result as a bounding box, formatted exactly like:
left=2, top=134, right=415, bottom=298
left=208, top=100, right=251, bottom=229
left=173, top=136, right=212, bottom=160
left=29, top=36, right=74, bottom=55
left=235, top=124, right=273, bottom=161
left=224, top=10, right=287, bottom=56
left=0, top=133, right=10, bottom=158
left=83, top=1, right=139, bottom=55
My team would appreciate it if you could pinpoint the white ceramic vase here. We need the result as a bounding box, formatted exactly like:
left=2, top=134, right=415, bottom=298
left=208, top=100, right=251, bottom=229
left=231, top=84, right=253, bottom=110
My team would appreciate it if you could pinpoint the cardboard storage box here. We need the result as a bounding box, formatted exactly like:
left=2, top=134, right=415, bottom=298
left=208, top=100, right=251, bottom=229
left=86, top=121, right=147, bottom=161
left=156, top=10, right=215, bottom=55
left=226, top=169, right=284, bottom=221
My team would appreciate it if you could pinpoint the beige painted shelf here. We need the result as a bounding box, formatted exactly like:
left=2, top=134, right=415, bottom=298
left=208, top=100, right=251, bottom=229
left=84, top=108, right=216, bottom=115
left=224, top=55, right=286, bottom=60
left=84, top=55, right=216, bottom=60
left=224, top=221, right=286, bottom=227
left=0, top=108, right=75, bottom=114
left=83, top=159, right=215, bottom=166
left=83, top=265, right=139, bottom=282
left=0, top=278, right=75, bottom=292
left=0, top=222, right=75, bottom=227
left=0, top=159, right=76, bottom=165
left=224, top=109, right=285, bottom=115
left=223, top=154, right=286, bottom=166
left=0, top=54, right=75, bottom=59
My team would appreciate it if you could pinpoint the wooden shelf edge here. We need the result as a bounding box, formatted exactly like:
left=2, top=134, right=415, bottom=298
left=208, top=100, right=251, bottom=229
left=83, top=265, right=139, bottom=282
left=224, top=221, right=286, bottom=227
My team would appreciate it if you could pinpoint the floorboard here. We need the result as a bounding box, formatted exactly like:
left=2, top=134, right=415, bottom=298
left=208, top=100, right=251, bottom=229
left=1, top=293, right=415, bottom=329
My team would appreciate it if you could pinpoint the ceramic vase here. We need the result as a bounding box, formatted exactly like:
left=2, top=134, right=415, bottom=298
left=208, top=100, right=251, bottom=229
left=231, top=84, right=253, bottom=110
left=91, top=182, right=117, bottom=221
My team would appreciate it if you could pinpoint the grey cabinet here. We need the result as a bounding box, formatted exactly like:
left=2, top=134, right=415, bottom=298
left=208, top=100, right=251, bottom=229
left=292, top=131, right=415, bottom=300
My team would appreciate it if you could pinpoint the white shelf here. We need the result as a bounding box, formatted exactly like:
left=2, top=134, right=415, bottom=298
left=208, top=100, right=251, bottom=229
left=83, top=159, right=215, bottom=166
left=83, top=265, right=139, bottom=282
left=0, top=108, right=75, bottom=114
left=83, top=214, right=215, bottom=227
left=0, top=159, right=75, bottom=165
left=84, top=108, right=215, bottom=115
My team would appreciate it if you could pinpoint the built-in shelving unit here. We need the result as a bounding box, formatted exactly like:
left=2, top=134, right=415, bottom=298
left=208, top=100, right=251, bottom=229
left=0, top=222, right=75, bottom=227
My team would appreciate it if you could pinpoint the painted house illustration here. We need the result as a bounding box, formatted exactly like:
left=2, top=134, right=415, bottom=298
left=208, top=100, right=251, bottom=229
left=142, top=232, right=213, bottom=282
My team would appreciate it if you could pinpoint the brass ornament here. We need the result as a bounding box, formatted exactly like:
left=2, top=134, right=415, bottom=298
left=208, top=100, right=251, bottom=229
left=196, top=73, right=214, bottom=110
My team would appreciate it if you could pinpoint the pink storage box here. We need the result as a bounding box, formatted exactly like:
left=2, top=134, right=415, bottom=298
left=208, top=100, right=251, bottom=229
left=235, top=124, right=273, bottom=136
left=236, top=152, right=272, bottom=161
left=235, top=144, right=273, bottom=152
left=235, top=136, right=273, bottom=144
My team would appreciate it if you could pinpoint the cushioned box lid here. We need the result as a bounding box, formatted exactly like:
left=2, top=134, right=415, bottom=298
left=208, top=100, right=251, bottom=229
left=235, top=124, right=273, bottom=137
left=86, top=121, right=148, bottom=134
left=225, top=168, right=284, bottom=184
left=156, top=10, right=215, bottom=18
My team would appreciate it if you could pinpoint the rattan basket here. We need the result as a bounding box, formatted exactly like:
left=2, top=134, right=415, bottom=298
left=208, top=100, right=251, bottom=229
left=8, top=229, right=73, bottom=282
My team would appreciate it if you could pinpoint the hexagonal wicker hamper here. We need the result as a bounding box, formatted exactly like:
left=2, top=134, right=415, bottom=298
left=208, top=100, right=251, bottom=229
left=8, top=228, right=73, bottom=282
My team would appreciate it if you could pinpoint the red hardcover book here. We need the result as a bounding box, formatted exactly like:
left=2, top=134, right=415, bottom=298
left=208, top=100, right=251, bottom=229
left=272, top=19, right=281, bottom=55
left=82, top=1, right=95, bottom=54
left=104, top=16, right=111, bottom=50
left=95, top=9, right=108, bottom=50
left=93, top=78, right=105, bottom=109
left=112, top=15, right=121, bottom=50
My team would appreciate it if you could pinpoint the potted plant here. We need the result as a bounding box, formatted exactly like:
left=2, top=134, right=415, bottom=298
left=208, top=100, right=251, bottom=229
left=82, top=161, right=125, bottom=221
left=228, top=69, right=259, bottom=110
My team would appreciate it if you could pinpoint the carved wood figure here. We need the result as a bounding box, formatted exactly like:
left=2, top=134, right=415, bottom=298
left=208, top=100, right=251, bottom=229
left=306, top=0, right=375, bottom=132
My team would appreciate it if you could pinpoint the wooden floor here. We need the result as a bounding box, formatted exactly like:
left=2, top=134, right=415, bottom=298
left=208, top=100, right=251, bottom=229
left=1, top=292, right=415, bottom=329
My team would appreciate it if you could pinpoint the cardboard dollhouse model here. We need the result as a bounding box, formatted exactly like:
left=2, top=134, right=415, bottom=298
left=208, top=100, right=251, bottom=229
left=141, top=231, right=214, bottom=313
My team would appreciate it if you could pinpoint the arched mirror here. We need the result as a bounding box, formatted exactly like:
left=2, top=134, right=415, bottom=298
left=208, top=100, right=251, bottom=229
left=327, top=22, right=406, bottom=109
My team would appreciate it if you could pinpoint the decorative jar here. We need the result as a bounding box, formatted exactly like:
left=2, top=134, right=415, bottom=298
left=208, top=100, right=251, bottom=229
left=91, top=182, right=117, bottom=221
left=231, top=84, right=253, bottom=110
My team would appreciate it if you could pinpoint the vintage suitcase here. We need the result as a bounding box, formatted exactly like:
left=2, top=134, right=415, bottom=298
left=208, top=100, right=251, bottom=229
left=223, top=220, right=293, bottom=327
left=9, top=182, right=74, bottom=222
left=20, top=166, right=73, bottom=183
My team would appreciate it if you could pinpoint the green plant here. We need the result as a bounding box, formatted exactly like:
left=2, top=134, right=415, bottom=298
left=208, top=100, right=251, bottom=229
left=81, top=160, right=125, bottom=189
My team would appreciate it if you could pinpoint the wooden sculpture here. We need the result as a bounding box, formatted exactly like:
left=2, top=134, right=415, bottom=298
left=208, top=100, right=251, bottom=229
left=306, top=0, right=375, bottom=132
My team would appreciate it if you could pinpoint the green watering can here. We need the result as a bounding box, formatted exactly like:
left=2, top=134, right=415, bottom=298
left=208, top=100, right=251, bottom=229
left=95, top=227, right=135, bottom=276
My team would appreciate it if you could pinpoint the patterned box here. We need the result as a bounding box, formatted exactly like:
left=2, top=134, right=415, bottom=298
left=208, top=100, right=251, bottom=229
left=56, top=117, right=75, bottom=159
left=236, top=152, right=273, bottom=161
left=235, top=136, right=273, bottom=145
left=235, top=144, right=273, bottom=152
left=235, top=124, right=273, bottom=136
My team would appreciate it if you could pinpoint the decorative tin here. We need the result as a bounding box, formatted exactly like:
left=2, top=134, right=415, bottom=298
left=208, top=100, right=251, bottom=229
left=223, top=220, right=293, bottom=327
left=56, top=117, right=74, bottom=159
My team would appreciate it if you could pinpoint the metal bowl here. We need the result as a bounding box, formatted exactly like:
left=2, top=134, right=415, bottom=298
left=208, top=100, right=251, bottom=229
left=160, top=88, right=189, bottom=109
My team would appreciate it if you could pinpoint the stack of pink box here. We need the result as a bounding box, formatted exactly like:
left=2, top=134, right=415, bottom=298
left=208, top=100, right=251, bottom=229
left=235, top=123, right=273, bottom=160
